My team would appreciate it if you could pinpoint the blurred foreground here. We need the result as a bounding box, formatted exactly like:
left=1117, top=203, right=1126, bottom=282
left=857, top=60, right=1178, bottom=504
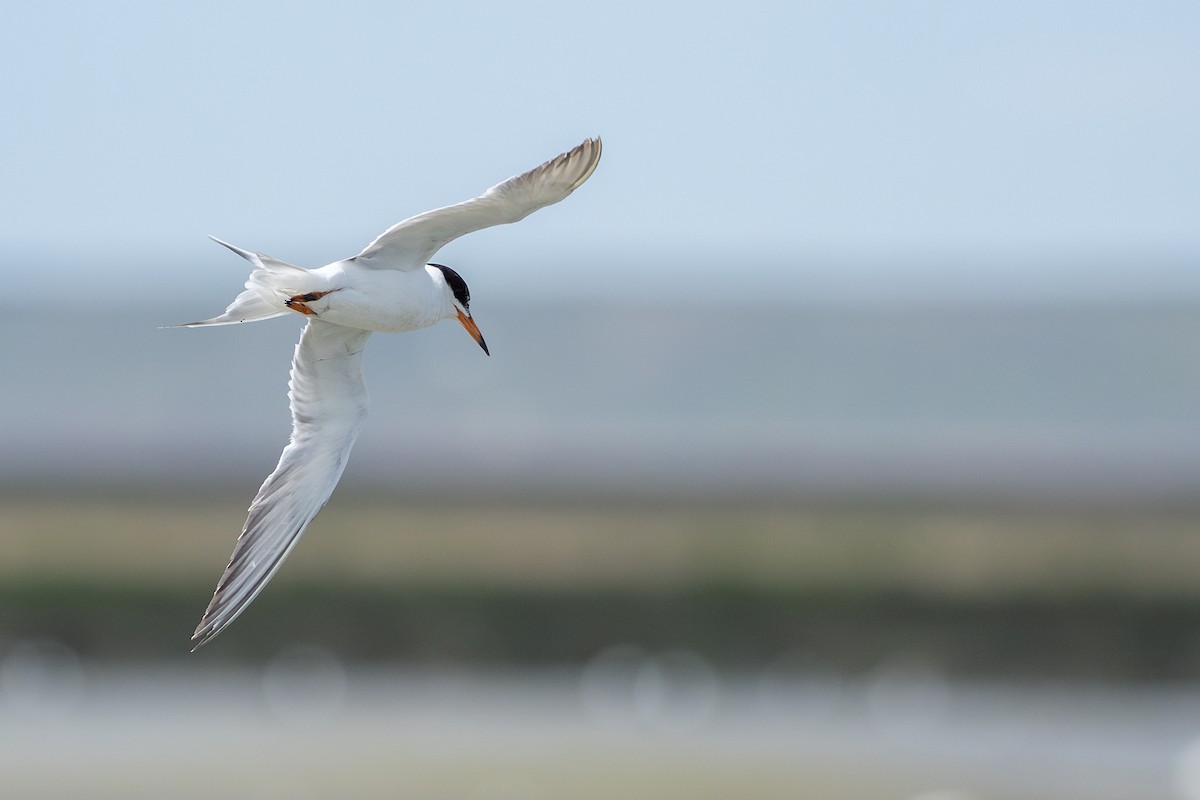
left=3, top=494, right=1200, bottom=798
left=4, top=658, right=1200, bottom=800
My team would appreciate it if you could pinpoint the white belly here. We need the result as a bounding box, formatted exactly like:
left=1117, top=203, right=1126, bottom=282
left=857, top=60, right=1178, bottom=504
left=300, top=262, right=447, bottom=333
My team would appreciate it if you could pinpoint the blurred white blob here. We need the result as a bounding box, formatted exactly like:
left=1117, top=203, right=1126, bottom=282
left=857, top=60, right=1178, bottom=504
left=261, top=643, right=347, bottom=726
left=0, top=638, right=84, bottom=718
left=468, top=780, right=540, bottom=800
left=866, top=652, right=951, bottom=731
left=1174, top=737, right=1200, bottom=800
left=579, top=644, right=643, bottom=727
left=906, top=791, right=980, bottom=800
left=579, top=645, right=719, bottom=730
left=755, top=648, right=844, bottom=720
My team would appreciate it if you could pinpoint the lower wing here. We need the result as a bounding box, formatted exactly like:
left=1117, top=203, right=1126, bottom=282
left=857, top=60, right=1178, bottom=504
left=192, top=319, right=373, bottom=648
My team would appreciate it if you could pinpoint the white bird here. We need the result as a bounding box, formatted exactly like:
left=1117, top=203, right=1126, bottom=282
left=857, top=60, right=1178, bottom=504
left=184, top=138, right=602, bottom=649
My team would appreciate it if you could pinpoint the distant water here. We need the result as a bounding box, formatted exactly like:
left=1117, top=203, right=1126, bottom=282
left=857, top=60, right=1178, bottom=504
left=3, top=300, right=1198, bottom=503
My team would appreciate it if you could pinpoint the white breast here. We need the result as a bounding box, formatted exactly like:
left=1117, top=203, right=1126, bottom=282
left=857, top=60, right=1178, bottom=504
left=305, top=261, right=449, bottom=333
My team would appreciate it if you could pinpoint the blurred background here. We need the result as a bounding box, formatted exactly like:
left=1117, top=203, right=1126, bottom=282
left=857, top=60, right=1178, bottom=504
left=2, top=2, right=1199, bottom=798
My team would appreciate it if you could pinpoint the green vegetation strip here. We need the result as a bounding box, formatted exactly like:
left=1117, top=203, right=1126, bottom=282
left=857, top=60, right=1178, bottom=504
left=3, top=493, right=1199, bottom=679
left=2, top=580, right=1199, bottom=681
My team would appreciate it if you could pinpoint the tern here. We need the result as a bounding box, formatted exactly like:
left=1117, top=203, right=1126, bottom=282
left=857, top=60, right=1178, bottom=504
left=183, top=137, right=602, bottom=649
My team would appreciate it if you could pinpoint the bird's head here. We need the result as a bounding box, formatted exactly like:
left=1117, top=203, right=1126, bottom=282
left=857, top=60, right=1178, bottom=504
left=431, top=263, right=489, bottom=356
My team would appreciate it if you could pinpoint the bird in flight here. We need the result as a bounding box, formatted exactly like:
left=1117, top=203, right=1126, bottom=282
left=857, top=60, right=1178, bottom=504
left=183, top=138, right=602, bottom=649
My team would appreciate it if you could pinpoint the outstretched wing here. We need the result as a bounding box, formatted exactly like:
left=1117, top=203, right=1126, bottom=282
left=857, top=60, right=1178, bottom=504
left=353, top=137, right=602, bottom=271
left=192, top=319, right=373, bottom=648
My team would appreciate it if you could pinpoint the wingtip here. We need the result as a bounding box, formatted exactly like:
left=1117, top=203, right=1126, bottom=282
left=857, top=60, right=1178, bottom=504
left=566, top=136, right=603, bottom=192
left=584, top=135, right=602, bottom=167
left=191, top=589, right=228, bottom=650
left=577, top=136, right=602, bottom=157
left=190, top=617, right=220, bottom=651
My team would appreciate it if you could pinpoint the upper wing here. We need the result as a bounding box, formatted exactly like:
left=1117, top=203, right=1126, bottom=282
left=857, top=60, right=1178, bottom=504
left=192, top=319, right=373, bottom=649
left=352, top=137, right=602, bottom=271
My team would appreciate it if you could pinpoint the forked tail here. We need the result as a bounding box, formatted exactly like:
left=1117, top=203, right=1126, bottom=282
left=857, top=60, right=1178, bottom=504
left=179, top=237, right=310, bottom=327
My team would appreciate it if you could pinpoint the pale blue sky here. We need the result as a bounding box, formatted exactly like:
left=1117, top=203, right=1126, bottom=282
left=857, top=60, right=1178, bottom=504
left=2, top=1, right=1197, bottom=304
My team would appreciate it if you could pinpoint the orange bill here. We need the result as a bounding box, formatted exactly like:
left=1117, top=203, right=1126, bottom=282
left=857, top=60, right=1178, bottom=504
left=456, top=308, right=489, bottom=355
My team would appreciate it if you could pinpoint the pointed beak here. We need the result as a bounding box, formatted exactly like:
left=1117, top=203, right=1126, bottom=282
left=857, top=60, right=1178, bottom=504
left=456, top=308, right=490, bottom=356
